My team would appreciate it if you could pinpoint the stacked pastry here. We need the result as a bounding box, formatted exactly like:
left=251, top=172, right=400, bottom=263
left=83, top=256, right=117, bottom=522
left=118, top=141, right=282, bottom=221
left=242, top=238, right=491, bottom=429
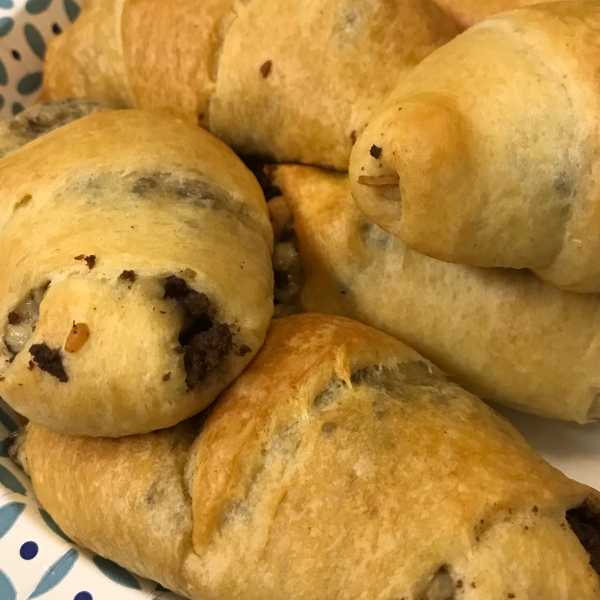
left=0, top=1, right=599, bottom=599
left=273, top=1, right=600, bottom=423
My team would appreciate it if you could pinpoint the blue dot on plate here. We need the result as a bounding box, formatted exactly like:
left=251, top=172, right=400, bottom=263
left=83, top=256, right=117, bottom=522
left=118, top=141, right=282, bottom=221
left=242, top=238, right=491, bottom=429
left=25, top=0, right=52, bottom=15
left=0, top=16, right=13, bottom=37
left=11, top=101, right=23, bottom=115
left=0, top=569, right=16, bottom=600
left=20, top=541, right=38, bottom=560
left=74, top=593, right=92, bottom=600
left=0, top=464, right=26, bottom=495
left=93, top=555, right=141, bottom=589
left=24, top=23, right=46, bottom=60
left=0, top=0, right=14, bottom=8
left=64, top=0, right=80, bottom=22
left=17, top=71, right=42, bottom=95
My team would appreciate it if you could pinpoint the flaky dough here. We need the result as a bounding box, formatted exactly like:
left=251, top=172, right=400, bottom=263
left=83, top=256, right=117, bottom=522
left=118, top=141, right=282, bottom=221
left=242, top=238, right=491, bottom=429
left=0, top=110, right=273, bottom=436
left=275, top=165, right=600, bottom=423
left=41, top=0, right=459, bottom=169
left=350, top=2, right=600, bottom=291
left=16, top=314, right=600, bottom=599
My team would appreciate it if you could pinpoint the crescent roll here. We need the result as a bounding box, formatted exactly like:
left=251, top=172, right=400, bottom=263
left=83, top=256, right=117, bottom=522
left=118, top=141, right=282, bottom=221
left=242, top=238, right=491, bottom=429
left=0, top=98, right=108, bottom=160
left=274, top=165, right=600, bottom=423
left=434, top=0, right=577, bottom=28
left=350, top=1, right=600, bottom=292
left=9, top=314, right=600, bottom=599
left=41, top=0, right=459, bottom=169
left=0, top=110, right=273, bottom=437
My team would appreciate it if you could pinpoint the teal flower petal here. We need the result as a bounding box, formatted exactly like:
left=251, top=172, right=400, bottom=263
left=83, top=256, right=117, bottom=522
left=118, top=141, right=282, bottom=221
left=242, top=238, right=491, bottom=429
left=0, top=1, right=14, bottom=8
left=0, top=439, right=8, bottom=457
left=64, top=0, right=80, bottom=22
left=0, top=569, right=16, bottom=600
left=0, top=406, right=18, bottom=431
left=17, top=71, right=42, bottom=95
left=25, top=0, right=52, bottom=15
left=29, top=549, right=78, bottom=599
left=0, top=502, right=25, bottom=539
left=24, top=24, right=45, bottom=59
left=93, top=556, right=141, bottom=589
left=0, top=463, right=26, bottom=495
left=39, top=508, right=73, bottom=543
left=0, top=17, right=13, bottom=37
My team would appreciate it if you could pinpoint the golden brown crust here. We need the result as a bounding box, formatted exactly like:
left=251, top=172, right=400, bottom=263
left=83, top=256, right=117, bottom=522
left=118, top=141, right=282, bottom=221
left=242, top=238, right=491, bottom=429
left=0, top=110, right=273, bottom=436
left=349, top=2, right=600, bottom=291
left=122, top=0, right=236, bottom=128
left=434, top=0, right=576, bottom=28
left=191, top=313, right=423, bottom=547
left=42, top=0, right=459, bottom=169
left=209, top=0, right=459, bottom=169
left=21, top=314, right=600, bottom=599
left=41, top=0, right=133, bottom=107
left=274, top=165, right=600, bottom=423
left=27, top=421, right=198, bottom=597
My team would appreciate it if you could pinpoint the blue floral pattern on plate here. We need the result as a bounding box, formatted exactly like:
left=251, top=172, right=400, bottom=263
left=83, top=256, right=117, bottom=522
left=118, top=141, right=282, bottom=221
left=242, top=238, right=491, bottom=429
left=0, top=0, right=80, bottom=118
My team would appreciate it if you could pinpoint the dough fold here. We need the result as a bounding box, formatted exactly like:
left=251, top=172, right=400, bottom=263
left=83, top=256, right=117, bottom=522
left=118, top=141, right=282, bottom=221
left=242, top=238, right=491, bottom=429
left=350, top=2, right=600, bottom=291
left=0, top=110, right=273, bottom=436
left=13, top=314, right=600, bottom=599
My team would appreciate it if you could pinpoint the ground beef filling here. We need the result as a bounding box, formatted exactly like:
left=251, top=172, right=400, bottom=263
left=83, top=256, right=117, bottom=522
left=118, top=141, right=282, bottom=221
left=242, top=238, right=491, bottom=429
left=566, top=503, right=600, bottom=575
left=163, top=276, right=233, bottom=390
left=269, top=196, right=304, bottom=317
left=241, top=156, right=281, bottom=201
left=29, top=343, right=68, bottom=383
left=238, top=158, right=304, bottom=317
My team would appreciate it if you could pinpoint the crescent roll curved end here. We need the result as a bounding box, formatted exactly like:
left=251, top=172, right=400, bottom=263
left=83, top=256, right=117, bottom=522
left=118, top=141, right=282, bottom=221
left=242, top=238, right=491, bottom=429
left=350, top=2, right=600, bottom=292
left=0, top=110, right=274, bottom=437
left=274, top=164, right=600, bottom=423
left=12, top=314, right=600, bottom=599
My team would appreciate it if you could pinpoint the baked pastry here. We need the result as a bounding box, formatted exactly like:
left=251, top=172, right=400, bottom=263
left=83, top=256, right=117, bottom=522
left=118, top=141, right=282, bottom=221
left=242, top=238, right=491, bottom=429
left=0, top=98, right=108, bottom=159
left=350, top=1, right=600, bottom=292
left=0, top=110, right=273, bottom=437
left=8, top=314, right=600, bottom=599
left=434, top=0, right=576, bottom=28
left=274, top=165, right=600, bottom=423
left=41, top=0, right=460, bottom=169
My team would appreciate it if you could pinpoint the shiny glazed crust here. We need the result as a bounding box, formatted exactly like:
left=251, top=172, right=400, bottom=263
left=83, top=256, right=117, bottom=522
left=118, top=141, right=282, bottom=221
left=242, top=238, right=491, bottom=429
left=274, top=165, right=600, bottom=423
left=350, top=2, right=600, bottom=291
left=21, top=315, right=600, bottom=599
left=0, top=110, right=273, bottom=436
left=41, top=0, right=459, bottom=169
